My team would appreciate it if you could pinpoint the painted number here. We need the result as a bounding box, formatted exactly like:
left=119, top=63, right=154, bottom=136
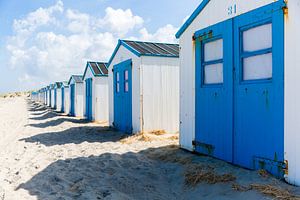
left=228, top=4, right=237, bottom=16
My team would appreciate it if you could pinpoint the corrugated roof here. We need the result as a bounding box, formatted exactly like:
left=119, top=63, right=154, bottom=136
left=123, top=40, right=179, bottom=57
left=83, top=62, right=108, bottom=79
left=73, top=75, right=83, bottom=83
left=97, top=62, right=108, bottom=75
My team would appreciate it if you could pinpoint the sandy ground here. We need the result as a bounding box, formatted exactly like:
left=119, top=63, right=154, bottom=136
left=0, top=97, right=299, bottom=200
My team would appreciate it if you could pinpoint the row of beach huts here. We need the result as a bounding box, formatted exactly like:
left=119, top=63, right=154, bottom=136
left=31, top=0, right=300, bottom=186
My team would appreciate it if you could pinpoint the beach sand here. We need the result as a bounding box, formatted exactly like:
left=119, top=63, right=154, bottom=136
left=0, top=96, right=299, bottom=200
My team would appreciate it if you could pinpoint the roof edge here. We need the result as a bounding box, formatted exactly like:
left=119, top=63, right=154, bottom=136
left=175, top=0, right=210, bottom=39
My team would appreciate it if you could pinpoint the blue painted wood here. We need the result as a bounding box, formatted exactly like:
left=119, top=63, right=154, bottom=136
left=195, top=2, right=284, bottom=177
left=85, top=78, right=93, bottom=121
left=61, top=88, right=65, bottom=112
left=233, top=2, right=284, bottom=177
left=113, top=59, right=132, bottom=134
left=195, top=19, right=234, bottom=163
left=70, top=84, right=75, bottom=116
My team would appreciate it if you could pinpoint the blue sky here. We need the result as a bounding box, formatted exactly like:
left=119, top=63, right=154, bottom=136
left=0, top=0, right=199, bottom=93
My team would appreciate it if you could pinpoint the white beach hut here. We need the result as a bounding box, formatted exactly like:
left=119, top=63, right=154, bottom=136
left=176, top=0, right=300, bottom=185
left=50, top=84, right=55, bottom=108
left=61, top=81, right=70, bottom=114
left=54, top=82, right=63, bottom=112
left=46, top=86, right=51, bottom=107
left=68, top=75, right=84, bottom=118
left=82, top=61, right=109, bottom=123
left=108, top=40, right=180, bottom=134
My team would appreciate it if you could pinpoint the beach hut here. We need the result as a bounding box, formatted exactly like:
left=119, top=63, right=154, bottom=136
left=176, top=0, right=300, bottom=185
left=50, top=84, right=55, bottom=109
left=108, top=40, right=179, bottom=134
left=54, top=82, right=63, bottom=112
left=82, top=61, right=109, bottom=122
left=46, top=86, right=51, bottom=107
left=68, top=75, right=84, bottom=117
left=61, top=81, right=70, bottom=114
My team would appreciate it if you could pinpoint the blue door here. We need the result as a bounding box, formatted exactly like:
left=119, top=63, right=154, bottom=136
left=195, top=2, right=284, bottom=176
left=85, top=78, right=93, bottom=121
left=70, top=84, right=75, bottom=116
left=61, top=88, right=65, bottom=112
left=233, top=3, right=284, bottom=176
left=195, top=19, right=234, bottom=162
left=113, top=59, right=132, bottom=134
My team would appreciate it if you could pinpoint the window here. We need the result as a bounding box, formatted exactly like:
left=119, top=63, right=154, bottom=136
left=203, top=39, right=224, bottom=84
left=116, top=72, right=120, bottom=93
left=124, top=70, right=129, bottom=92
left=242, top=23, right=272, bottom=81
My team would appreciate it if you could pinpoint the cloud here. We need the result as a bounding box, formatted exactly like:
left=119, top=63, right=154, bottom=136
left=137, top=24, right=178, bottom=43
left=98, top=7, right=144, bottom=36
left=6, top=2, right=177, bottom=91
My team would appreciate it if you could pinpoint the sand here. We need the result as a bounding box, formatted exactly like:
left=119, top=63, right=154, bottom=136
left=0, top=97, right=299, bottom=200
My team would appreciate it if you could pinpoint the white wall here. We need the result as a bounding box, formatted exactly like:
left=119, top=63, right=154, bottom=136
left=141, top=56, right=179, bottom=133
left=69, top=78, right=84, bottom=118
left=179, top=0, right=277, bottom=150
left=108, top=45, right=141, bottom=133
left=51, top=89, right=55, bottom=108
left=75, top=83, right=84, bottom=117
left=284, top=0, right=300, bottom=186
left=47, top=90, right=50, bottom=106
left=56, top=89, right=62, bottom=112
left=63, top=87, right=70, bottom=115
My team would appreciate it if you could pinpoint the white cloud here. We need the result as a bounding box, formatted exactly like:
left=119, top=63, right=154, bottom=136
left=133, top=24, right=178, bottom=43
left=6, top=2, right=177, bottom=91
left=98, top=7, right=144, bottom=36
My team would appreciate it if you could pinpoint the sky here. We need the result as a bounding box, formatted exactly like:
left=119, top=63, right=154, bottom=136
left=0, top=0, right=199, bottom=93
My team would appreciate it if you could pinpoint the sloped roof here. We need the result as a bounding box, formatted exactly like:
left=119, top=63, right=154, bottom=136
left=62, top=81, right=69, bottom=88
left=54, top=82, right=63, bottom=89
left=108, top=39, right=179, bottom=67
left=176, top=0, right=210, bottom=39
left=68, top=75, right=83, bottom=85
left=82, top=61, right=108, bottom=79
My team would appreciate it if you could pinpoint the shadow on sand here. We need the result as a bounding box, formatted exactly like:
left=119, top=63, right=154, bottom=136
left=19, top=126, right=123, bottom=146
left=27, top=117, right=89, bottom=128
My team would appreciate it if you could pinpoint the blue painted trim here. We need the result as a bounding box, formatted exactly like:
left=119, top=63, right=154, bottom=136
left=68, top=75, right=83, bottom=85
left=175, top=0, right=210, bottom=39
left=82, top=62, right=109, bottom=80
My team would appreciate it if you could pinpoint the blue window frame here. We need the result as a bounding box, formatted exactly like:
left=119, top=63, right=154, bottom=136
left=115, top=72, right=120, bottom=93
left=124, top=70, right=129, bottom=92
left=240, top=20, right=273, bottom=83
left=201, top=37, right=224, bottom=86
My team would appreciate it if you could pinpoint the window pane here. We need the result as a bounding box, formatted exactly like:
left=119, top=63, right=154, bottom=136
left=204, top=39, right=223, bottom=62
left=243, top=53, right=272, bottom=81
left=125, top=82, right=129, bottom=92
left=243, top=23, right=272, bottom=52
left=116, top=72, right=119, bottom=82
left=204, top=63, right=223, bottom=84
left=124, top=70, right=128, bottom=81
left=116, top=83, right=120, bottom=93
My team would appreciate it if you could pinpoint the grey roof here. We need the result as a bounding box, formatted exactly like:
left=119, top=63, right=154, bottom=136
left=88, top=62, right=108, bottom=76
left=123, top=40, right=179, bottom=57
left=55, top=82, right=63, bottom=89
left=73, top=75, right=83, bottom=83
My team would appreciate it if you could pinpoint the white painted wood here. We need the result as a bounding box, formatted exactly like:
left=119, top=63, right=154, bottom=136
left=284, top=0, right=300, bottom=186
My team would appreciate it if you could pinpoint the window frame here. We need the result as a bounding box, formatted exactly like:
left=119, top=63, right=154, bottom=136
left=239, top=19, right=273, bottom=84
left=124, top=70, right=129, bottom=93
left=201, top=36, right=224, bottom=87
left=115, top=72, right=120, bottom=93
